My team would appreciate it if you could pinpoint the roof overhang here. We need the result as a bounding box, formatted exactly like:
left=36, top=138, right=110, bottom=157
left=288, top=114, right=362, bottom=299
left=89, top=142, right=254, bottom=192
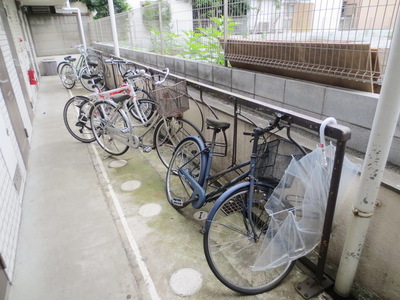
left=19, top=0, right=67, bottom=6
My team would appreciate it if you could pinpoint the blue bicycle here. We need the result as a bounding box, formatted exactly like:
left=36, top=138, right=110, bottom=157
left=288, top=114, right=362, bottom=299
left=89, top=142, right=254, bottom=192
left=165, top=114, right=305, bottom=294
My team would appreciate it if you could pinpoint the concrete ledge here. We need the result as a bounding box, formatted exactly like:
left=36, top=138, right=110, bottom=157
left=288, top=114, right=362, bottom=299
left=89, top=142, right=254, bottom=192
left=284, top=80, right=325, bottom=115
left=185, top=60, right=198, bottom=81
left=198, top=63, right=213, bottom=85
left=324, top=88, right=378, bottom=128
left=164, top=56, right=175, bottom=73
left=232, top=69, right=255, bottom=95
left=174, top=59, right=185, bottom=76
left=91, top=43, right=400, bottom=168
left=212, top=65, right=231, bottom=90
left=149, top=53, right=157, bottom=67
left=255, top=73, right=285, bottom=103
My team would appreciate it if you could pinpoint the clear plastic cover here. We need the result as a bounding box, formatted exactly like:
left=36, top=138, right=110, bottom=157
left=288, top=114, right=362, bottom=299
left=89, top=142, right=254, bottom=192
left=253, top=144, right=359, bottom=270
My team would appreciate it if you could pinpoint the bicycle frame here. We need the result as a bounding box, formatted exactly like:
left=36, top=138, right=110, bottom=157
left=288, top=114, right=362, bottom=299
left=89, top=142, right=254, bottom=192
left=177, top=127, right=268, bottom=209
left=92, top=68, right=191, bottom=152
left=95, top=99, right=140, bottom=148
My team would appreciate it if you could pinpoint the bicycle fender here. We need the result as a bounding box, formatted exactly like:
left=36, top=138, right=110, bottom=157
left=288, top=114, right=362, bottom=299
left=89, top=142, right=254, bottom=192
left=204, top=181, right=274, bottom=232
left=172, top=135, right=205, bottom=155
left=179, top=168, right=206, bottom=209
left=173, top=135, right=207, bottom=185
left=205, top=182, right=250, bottom=231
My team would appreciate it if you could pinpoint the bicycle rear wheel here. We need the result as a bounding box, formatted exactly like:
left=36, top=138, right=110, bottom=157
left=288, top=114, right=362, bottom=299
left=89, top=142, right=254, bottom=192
left=57, top=61, right=68, bottom=75
left=63, top=96, right=95, bottom=143
left=154, top=117, right=204, bottom=168
left=90, top=101, right=130, bottom=156
left=166, top=136, right=206, bottom=209
left=203, top=184, right=295, bottom=295
left=60, top=63, right=76, bottom=89
left=128, top=98, right=157, bottom=125
left=134, top=87, right=152, bottom=101
left=80, top=66, right=105, bottom=92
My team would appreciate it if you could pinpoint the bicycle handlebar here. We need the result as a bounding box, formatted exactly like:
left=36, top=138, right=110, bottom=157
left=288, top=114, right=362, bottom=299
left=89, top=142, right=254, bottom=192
left=122, top=67, right=170, bottom=85
left=153, top=68, right=170, bottom=85
left=243, top=113, right=285, bottom=137
left=104, top=58, right=128, bottom=64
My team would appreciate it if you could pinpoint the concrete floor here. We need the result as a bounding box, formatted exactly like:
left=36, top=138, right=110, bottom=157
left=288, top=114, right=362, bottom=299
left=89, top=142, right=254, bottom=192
left=7, top=76, right=335, bottom=300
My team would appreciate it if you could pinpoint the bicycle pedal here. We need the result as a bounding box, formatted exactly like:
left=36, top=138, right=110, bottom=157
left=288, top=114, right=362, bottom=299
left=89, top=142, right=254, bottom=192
left=75, top=121, right=85, bottom=127
left=120, top=127, right=129, bottom=133
left=172, top=197, right=186, bottom=207
left=142, top=145, right=152, bottom=153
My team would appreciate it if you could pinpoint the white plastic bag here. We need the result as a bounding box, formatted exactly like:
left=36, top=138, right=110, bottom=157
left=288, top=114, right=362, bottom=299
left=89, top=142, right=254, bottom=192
left=253, top=130, right=359, bottom=271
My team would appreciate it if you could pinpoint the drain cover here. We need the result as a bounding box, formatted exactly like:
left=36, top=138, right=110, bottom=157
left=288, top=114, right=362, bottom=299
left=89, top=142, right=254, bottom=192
left=193, top=211, right=208, bottom=221
left=169, top=268, right=203, bottom=296
left=121, top=180, right=141, bottom=192
left=108, top=159, right=128, bottom=168
left=138, top=203, right=162, bottom=217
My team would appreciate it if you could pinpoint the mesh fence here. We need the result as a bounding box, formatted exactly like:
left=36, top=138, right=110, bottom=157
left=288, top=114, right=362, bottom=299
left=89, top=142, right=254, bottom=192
left=90, top=0, right=399, bottom=92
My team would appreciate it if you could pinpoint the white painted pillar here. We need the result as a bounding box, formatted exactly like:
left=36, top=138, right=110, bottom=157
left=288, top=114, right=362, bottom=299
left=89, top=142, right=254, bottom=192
left=334, top=11, right=400, bottom=297
left=108, top=0, right=120, bottom=57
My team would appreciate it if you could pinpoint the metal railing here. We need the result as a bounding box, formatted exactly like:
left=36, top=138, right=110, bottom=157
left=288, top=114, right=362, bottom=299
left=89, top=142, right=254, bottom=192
left=89, top=0, right=399, bottom=93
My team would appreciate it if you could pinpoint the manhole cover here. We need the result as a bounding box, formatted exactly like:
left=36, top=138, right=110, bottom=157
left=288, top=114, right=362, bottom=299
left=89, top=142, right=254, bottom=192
left=138, top=203, right=162, bottom=217
left=193, top=211, right=208, bottom=221
left=109, top=159, right=127, bottom=168
left=121, top=180, right=141, bottom=191
left=169, top=268, right=203, bottom=296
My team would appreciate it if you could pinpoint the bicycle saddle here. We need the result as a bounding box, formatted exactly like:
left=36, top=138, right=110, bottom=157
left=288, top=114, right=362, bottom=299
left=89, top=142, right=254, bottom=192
left=81, top=74, right=101, bottom=80
left=206, top=118, right=230, bottom=131
left=64, top=56, right=76, bottom=62
left=111, top=94, right=131, bottom=104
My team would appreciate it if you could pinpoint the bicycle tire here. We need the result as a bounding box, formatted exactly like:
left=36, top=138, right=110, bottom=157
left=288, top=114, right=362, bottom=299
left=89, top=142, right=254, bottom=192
left=134, top=87, right=152, bottom=101
left=60, top=63, right=76, bottom=89
left=57, top=61, right=68, bottom=75
left=63, top=96, right=95, bottom=143
left=154, top=117, right=204, bottom=168
left=90, top=101, right=130, bottom=156
left=80, top=66, right=105, bottom=92
left=86, top=54, right=106, bottom=73
left=127, top=98, right=157, bottom=124
left=165, top=136, right=206, bottom=209
left=203, top=182, right=295, bottom=295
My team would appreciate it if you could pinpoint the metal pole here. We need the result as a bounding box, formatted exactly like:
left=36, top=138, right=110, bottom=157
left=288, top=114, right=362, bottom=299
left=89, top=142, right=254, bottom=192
left=223, top=0, right=228, bottom=67
left=128, top=11, right=135, bottom=49
left=158, top=2, right=164, bottom=54
left=334, top=11, right=400, bottom=297
left=108, top=0, right=120, bottom=57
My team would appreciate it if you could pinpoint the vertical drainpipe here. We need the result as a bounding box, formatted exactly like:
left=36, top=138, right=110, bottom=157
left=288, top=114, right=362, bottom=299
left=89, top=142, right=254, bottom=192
left=64, top=1, right=87, bottom=51
left=108, top=0, right=120, bottom=57
left=334, top=10, right=400, bottom=297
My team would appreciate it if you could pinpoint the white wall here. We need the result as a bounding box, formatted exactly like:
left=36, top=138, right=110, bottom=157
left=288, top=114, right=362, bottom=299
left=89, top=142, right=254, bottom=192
left=170, top=0, right=193, bottom=33
left=0, top=0, right=37, bottom=282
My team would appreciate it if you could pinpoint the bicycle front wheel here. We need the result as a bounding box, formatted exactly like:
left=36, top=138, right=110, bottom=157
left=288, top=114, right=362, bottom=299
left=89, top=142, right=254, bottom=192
left=59, top=63, right=76, bottom=89
left=166, top=136, right=206, bottom=209
left=154, top=117, right=204, bottom=168
left=90, top=101, right=130, bottom=156
left=63, top=96, right=95, bottom=143
left=203, top=184, right=295, bottom=295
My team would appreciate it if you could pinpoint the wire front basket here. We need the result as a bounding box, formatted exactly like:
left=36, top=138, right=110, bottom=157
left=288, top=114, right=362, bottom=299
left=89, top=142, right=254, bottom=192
left=152, top=80, right=190, bottom=117
left=255, top=138, right=304, bottom=185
